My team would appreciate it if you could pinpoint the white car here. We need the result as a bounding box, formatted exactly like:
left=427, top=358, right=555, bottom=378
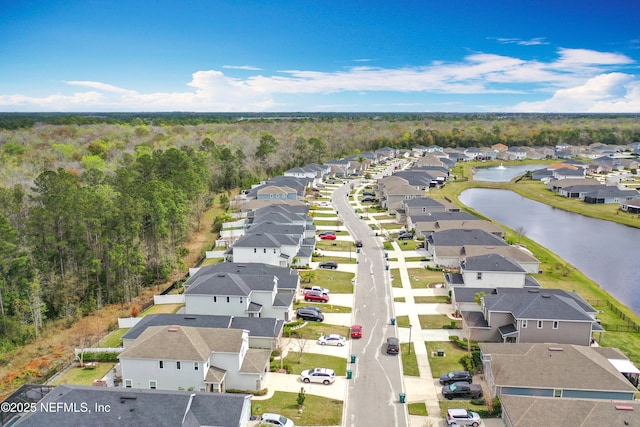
left=318, top=334, right=346, bottom=346
left=300, top=367, right=336, bottom=385
left=311, top=285, right=330, bottom=294
left=260, top=413, right=295, bottom=427
left=446, top=408, right=481, bottom=426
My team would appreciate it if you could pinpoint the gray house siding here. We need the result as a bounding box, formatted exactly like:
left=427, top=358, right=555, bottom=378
left=519, top=320, right=592, bottom=346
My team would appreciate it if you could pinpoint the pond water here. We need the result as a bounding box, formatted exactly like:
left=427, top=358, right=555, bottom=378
left=459, top=188, right=640, bottom=315
left=472, top=164, right=547, bottom=182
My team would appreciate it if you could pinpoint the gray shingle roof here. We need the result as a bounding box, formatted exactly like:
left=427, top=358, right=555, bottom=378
left=233, top=233, right=282, bottom=248
left=461, top=253, right=525, bottom=273
left=11, top=385, right=250, bottom=427
left=198, top=262, right=299, bottom=291
left=428, top=229, right=508, bottom=247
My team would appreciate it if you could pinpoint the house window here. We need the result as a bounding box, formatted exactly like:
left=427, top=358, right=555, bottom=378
left=422, top=207, right=426, bottom=213
left=149, top=380, right=157, bottom=390
left=239, top=297, right=243, bottom=303
left=553, top=321, right=559, bottom=329
left=213, top=296, right=217, bottom=303
left=273, top=248, right=276, bottom=253
left=226, top=296, right=229, bottom=303
left=554, top=389, right=562, bottom=398
left=159, top=360, right=164, bottom=369
left=521, top=320, right=527, bottom=328
left=263, top=248, right=266, bottom=253
left=537, top=320, right=543, bottom=329
left=254, top=248, right=257, bottom=253
left=476, top=272, right=482, bottom=280
left=124, top=379, right=132, bottom=388
left=176, top=361, right=181, bottom=370
left=194, top=362, right=199, bottom=371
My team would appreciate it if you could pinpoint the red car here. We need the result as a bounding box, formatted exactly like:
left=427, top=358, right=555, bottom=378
left=304, top=291, right=329, bottom=303
left=320, top=234, right=336, bottom=240
left=350, top=324, right=363, bottom=339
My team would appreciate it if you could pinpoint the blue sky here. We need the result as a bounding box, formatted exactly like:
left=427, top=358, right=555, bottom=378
left=1, top=0, right=639, bottom=112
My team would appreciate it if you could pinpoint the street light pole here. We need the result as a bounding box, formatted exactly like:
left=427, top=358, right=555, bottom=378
left=408, top=324, right=413, bottom=355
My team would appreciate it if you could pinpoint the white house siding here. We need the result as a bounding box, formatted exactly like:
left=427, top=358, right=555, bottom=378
left=185, top=295, right=250, bottom=316
left=233, top=247, right=281, bottom=266
left=120, top=357, right=207, bottom=391
left=461, top=271, right=525, bottom=288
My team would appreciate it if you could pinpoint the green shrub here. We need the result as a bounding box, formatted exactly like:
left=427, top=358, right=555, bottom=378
left=226, top=388, right=268, bottom=396
left=81, top=352, right=120, bottom=362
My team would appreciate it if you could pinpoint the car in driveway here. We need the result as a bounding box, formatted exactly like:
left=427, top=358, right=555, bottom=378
left=446, top=408, right=481, bottom=426
left=350, top=324, right=363, bottom=339
left=442, top=382, right=483, bottom=400
left=296, top=307, right=324, bottom=322
left=397, top=232, right=414, bottom=240
left=439, top=370, right=472, bottom=385
left=361, top=196, right=378, bottom=203
left=304, top=290, right=329, bottom=303
left=318, top=261, right=338, bottom=269
left=318, top=334, right=346, bottom=346
left=260, top=413, right=295, bottom=427
left=386, top=337, right=399, bottom=354
left=300, top=367, right=336, bottom=385
left=319, top=233, right=337, bottom=240
left=310, top=285, right=329, bottom=294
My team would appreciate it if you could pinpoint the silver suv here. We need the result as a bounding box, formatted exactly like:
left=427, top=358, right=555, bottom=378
left=446, top=408, right=481, bottom=426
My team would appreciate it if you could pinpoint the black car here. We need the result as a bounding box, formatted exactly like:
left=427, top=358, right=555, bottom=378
left=318, top=261, right=338, bottom=269
left=397, top=232, right=414, bottom=240
left=386, top=337, right=399, bottom=355
left=439, top=370, right=472, bottom=385
left=361, top=196, right=378, bottom=203
left=355, top=240, right=363, bottom=248
left=318, top=231, right=336, bottom=237
left=442, top=382, right=483, bottom=400
left=362, top=191, right=375, bottom=196
left=296, top=307, right=324, bottom=322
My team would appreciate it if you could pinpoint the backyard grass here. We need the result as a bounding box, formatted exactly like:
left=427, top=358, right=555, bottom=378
left=419, top=315, right=461, bottom=330
left=51, top=362, right=116, bottom=386
left=413, top=295, right=449, bottom=304
left=407, top=402, right=428, bottom=416
left=252, top=391, right=343, bottom=426
left=199, top=257, right=224, bottom=266
left=294, top=302, right=352, bottom=313
left=425, top=341, right=469, bottom=377
left=140, top=303, right=183, bottom=316
left=282, top=352, right=348, bottom=375
left=96, top=328, right=129, bottom=348
left=287, top=323, right=350, bottom=341
left=309, top=270, right=355, bottom=293
left=400, top=343, right=419, bottom=376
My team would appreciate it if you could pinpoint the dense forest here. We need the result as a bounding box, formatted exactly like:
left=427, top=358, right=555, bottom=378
left=1, top=112, right=640, bottom=352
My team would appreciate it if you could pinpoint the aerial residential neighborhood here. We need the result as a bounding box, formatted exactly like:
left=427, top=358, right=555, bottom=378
left=5, top=143, right=640, bottom=427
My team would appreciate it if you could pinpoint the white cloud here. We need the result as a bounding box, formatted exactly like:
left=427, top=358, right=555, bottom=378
left=222, top=65, right=263, bottom=71
left=512, top=73, right=640, bottom=112
left=492, top=37, right=549, bottom=46
left=0, top=48, right=637, bottom=112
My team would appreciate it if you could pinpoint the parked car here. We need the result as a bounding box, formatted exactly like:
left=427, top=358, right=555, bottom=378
left=439, top=370, right=472, bottom=385
left=361, top=196, right=378, bottom=203
left=318, top=231, right=335, bottom=236
left=397, top=232, right=414, bottom=240
left=355, top=240, right=363, bottom=248
left=318, top=261, right=338, bottom=269
left=318, top=334, right=346, bottom=346
left=296, top=307, right=324, bottom=322
left=300, top=367, right=336, bottom=385
left=320, top=233, right=337, bottom=240
left=386, top=337, right=399, bottom=355
left=442, top=382, right=483, bottom=400
left=304, top=290, right=329, bottom=303
left=446, top=408, right=481, bottom=426
left=350, top=324, right=363, bottom=339
left=260, top=413, right=295, bottom=427
left=310, top=285, right=329, bottom=294
left=362, top=191, right=375, bottom=196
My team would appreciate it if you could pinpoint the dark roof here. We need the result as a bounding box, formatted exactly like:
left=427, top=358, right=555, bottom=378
left=233, top=233, right=282, bottom=248
left=199, top=262, right=299, bottom=290
left=12, top=385, right=250, bottom=427
left=185, top=272, right=277, bottom=296
left=428, top=229, right=508, bottom=247
left=403, top=198, right=446, bottom=208
left=483, top=290, right=595, bottom=322
left=461, top=253, right=525, bottom=273
left=410, top=212, right=476, bottom=223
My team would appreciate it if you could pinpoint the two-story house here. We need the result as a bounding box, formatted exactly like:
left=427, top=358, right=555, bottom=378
left=427, top=229, right=509, bottom=268
left=119, top=326, right=271, bottom=393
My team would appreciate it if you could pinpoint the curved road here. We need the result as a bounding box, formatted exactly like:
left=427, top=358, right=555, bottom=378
left=331, top=179, right=408, bottom=427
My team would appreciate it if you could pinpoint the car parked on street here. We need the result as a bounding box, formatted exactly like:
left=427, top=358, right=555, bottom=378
left=355, top=240, right=363, bottom=248
left=442, top=382, right=483, bottom=400
left=300, top=367, right=336, bottom=385
left=350, top=324, right=362, bottom=338
left=318, top=261, right=338, bottom=269
left=304, top=290, right=329, bottom=303
left=439, top=370, right=472, bottom=385
left=296, top=307, right=324, bottom=322
left=386, top=337, right=399, bottom=354
left=260, top=413, right=295, bottom=427
left=318, top=334, right=346, bottom=346
left=446, top=408, right=481, bottom=426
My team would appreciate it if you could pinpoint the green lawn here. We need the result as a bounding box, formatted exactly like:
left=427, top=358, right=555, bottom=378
left=381, top=223, right=404, bottom=230
left=313, top=219, right=345, bottom=227
left=140, top=303, right=183, bottom=316
left=282, top=352, right=348, bottom=375
left=425, top=341, right=469, bottom=378
left=199, top=257, right=224, bottom=266
left=312, top=255, right=357, bottom=264
left=51, top=362, right=116, bottom=386
left=407, top=402, right=428, bottom=416
left=315, top=240, right=357, bottom=252
left=394, top=297, right=406, bottom=303
left=286, top=323, right=350, bottom=341
left=400, top=343, right=419, bottom=376
left=397, top=240, right=420, bottom=250
left=419, top=315, right=460, bottom=329
left=252, top=391, right=343, bottom=426
left=294, top=302, right=352, bottom=313
left=308, top=270, right=355, bottom=293
left=96, top=328, right=129, bottom=348
left=414, top=295, right=449, bottom=304
left=439, top=400, right=488, bottom=418
left=391, top=269, right=403, bottom=288
left=395, top=315, right=411, bottom=328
